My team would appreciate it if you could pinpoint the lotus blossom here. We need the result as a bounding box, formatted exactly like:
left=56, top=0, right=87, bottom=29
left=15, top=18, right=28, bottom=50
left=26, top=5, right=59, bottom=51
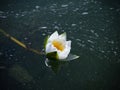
left=45, top=31, right=71, bottom=60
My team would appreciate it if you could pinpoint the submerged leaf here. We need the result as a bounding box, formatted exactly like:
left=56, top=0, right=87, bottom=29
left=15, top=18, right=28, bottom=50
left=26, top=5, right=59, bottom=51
left=9, top=65, right=33, bottom=83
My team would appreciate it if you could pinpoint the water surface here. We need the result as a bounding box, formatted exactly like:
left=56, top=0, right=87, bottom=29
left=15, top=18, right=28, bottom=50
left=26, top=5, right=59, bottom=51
left=0, top=0, right=120, bottom=90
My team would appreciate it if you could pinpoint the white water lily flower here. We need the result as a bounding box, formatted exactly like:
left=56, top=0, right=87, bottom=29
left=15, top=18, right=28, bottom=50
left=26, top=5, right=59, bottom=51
left=45, top=31, right=71, bottom=60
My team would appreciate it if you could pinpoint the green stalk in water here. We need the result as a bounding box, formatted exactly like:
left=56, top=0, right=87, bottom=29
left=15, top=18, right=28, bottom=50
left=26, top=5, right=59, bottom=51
left=0, top=28, right=44, bottom=55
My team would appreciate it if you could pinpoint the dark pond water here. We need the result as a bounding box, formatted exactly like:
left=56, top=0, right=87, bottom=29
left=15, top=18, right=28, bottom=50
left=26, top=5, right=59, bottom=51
left=0, top=0, right=120, bottom=90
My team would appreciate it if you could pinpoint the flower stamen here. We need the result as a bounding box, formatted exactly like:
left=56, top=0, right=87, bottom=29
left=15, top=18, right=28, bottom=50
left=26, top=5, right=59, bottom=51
left=52, top=40, right=64, bottom=51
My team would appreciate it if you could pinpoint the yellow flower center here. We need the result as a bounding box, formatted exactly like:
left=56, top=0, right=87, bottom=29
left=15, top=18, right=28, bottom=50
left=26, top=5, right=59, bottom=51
left=52, top=40, right=65, bottom=51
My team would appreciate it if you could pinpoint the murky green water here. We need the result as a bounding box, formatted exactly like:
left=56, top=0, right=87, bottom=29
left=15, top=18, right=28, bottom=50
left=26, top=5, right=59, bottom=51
left=0, top=0, right=120, bottom=90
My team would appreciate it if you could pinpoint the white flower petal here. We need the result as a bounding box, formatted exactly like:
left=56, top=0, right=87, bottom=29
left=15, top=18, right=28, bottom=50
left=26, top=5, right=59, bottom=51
left=57, top=46, right=71, bottom=60
left=66, top=40, right=71, bottom=47
left=45, top=31, right=72, bottom=60
left=48, top=31, right=59, bottom=42
left=45, top=43, right=57, bottom=53
left=59, top=32, right=66, bottom=41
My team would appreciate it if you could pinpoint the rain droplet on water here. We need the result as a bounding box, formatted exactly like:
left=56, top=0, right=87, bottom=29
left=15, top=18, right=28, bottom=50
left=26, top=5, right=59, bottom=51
left=76, top=39, right=81, bottom=41
left=35, top=6, right=40, bottom=9
left=71, top=24, right=76, bottom=27
left=54, top=25, right=59, bottom=29
left=87, top=40, right=94, bottom=44
left=24, top=37, right=28, bottom=40
left=40, top=27, right=47, bottom=29
left=94, top=33, right=99, bottom=37
left=61, top=4, right=68, bottom=8
left=42, top=33, right=46, bottom=36
left=82, top=12, right=88, bottom=15
left=10, top=54, right=13, bottom=57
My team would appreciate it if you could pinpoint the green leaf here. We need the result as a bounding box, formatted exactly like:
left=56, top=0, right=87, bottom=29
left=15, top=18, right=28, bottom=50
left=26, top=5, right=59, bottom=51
left=60, top=54, right=79, bottom=61
left=46, top=51, right=59, bottom=60
left=44, top=35, right=49, bottom=49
